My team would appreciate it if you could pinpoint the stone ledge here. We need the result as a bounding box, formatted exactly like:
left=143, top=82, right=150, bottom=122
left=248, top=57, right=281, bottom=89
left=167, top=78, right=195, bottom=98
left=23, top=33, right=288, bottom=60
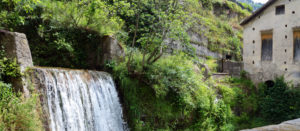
left=241, top=119, right=300, bottom=131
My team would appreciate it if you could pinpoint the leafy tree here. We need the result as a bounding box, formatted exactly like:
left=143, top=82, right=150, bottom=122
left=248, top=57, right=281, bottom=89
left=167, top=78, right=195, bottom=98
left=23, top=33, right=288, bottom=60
left=0, top=0, right=39, bottom=30
left=41, top=0, right=132, bottom=35
left=122, top=0, right=191, bottom=72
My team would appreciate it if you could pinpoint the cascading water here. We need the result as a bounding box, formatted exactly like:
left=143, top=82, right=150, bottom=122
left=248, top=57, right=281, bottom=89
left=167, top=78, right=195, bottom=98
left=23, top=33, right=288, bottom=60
left=32, top=67, right=127, bottom=131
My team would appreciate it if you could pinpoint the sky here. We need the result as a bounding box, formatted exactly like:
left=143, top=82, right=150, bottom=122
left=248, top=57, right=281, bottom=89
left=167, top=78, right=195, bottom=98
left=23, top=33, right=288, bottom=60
left=253, top=0, right=268, bottom=3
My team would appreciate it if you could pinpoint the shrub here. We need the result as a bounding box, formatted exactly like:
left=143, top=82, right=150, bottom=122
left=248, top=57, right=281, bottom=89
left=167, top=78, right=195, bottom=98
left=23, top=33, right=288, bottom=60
left=0, top=48, right=43, bottom=131
left=0, top=46, right=22, bottom=83
left=0, top=0, right=39, bottom=30
left=258, top=77, right=300, bottom=123
left=228, top=76, right=300, bottom=130
left=0, top=57, right=22, bottom=82
left=112, top=52, right=234, bottom=130
left=0, top=81, right=43, bottom=131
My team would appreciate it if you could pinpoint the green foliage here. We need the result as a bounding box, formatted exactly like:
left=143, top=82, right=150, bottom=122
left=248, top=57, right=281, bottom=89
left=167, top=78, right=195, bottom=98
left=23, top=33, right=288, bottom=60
left=112, top=52, right=234, bottom=130
left=0, top=82, right=43, bottom=131
left=185, top=0, right=248, bottom=61
left=120, top=0, right=192, bottom=69
left=200, top=0, right=213, bottom=10
left=238, top=2, right=253, bottom=12
left=0, top=0, right=248, bottom=67
left=258, top=77, right=300, bottom=123
left=225, top=76, right=300, bottom=130
left=224, top=1, right=250, bottom=16
left=0, top=47, right=21, bottom=82
left=205, top=58, right=218, bottom=72
left=0, top=48, right=43, bottom=131
left=0, top=58, right=22, bottom=82
left=0, top=0, right=39, bottom=30
left=225, top=76, right=261, bottom=130
left=41, top=0, right=129, bottom=35
left=22, top=25, right=104, bottom=68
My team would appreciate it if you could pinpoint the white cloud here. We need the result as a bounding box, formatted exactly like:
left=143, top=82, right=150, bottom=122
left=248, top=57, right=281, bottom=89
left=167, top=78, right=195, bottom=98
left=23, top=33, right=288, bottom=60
left=252, top=0, right=269, bottom=3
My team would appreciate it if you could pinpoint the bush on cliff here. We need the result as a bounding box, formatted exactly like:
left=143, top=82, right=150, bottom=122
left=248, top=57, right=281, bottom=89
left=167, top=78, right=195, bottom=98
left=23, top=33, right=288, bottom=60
left=111, top=52, right=234, bottom=130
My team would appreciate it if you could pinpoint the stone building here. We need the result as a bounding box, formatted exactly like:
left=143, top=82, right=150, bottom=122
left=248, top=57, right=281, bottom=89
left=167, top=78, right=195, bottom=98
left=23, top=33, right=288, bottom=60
left=241, top=0, right=300, bottom=86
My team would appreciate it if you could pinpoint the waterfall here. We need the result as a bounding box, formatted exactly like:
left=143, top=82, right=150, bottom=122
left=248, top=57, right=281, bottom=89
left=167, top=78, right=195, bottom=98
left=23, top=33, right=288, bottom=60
left=32, top=67, right=127, bottom=131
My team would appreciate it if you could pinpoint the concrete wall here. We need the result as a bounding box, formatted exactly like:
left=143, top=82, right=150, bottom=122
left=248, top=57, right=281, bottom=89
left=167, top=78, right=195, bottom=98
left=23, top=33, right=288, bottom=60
left=243, top=0, right=300, bottom=86
left=220, top=60, right=243, bottom=77
left=0, top=30, right=33, bottom=72
left=0, top=30, right=34, bottom=95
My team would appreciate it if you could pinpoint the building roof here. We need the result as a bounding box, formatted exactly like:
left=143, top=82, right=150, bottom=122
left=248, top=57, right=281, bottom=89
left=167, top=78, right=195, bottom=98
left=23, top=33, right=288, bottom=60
left=240, top=0, right=277, bottom=26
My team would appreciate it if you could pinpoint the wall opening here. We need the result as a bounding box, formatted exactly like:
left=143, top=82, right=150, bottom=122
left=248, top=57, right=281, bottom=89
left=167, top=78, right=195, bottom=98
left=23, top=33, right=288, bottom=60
left=225, top=55, right=232, bottom=60
left=276, top=5, right=285, bottom=15
left=261, top=32, right=273, bottom=61
left=265, top=80, right=275, bottom=88
left=294, top=29, right=300, bottom=62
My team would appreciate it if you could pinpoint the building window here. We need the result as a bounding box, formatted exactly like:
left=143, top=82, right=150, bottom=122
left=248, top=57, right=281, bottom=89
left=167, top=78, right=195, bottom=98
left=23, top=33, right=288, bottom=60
left=294, top=30, right=300, bottom=62
left=261, top=32, right=273, bottom=61
left=276, top=5, right=285, bottom=15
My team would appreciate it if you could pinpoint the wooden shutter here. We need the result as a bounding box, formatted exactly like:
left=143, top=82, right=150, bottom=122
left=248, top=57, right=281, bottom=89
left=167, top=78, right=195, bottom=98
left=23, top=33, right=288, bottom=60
left=261, top=33, right=273, bottom=61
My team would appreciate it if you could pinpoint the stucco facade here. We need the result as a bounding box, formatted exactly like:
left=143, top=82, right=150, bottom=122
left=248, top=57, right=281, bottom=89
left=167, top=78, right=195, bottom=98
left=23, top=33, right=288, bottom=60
left=242, top=0, right=300, bottom=86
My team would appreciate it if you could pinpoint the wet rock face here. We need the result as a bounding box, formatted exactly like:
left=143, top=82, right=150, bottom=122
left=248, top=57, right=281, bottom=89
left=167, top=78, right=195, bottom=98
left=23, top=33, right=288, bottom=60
left=241, top=119, right=300, bottom=131
left=0, top=30, right=33, bottom=72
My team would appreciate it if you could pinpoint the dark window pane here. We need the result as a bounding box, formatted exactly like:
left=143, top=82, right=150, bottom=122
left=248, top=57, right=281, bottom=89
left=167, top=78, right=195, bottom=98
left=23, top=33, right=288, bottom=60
left=295, top=38, right=300, bottom=62
left=262, top=39, right=273, bottom=61
left=276, top=5, right=285, bottom=15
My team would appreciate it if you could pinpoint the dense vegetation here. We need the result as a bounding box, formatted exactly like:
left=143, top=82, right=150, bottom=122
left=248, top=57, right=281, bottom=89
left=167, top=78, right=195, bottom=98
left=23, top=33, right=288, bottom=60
left=0, top=0, right=299, bottom=130
left=1, top=0, right=250, bottom=67
left=112, top=52, right=233, bottom=130
left=0, top=47, right=43, bottom=130
left=110, top=49, right=300, bottom=130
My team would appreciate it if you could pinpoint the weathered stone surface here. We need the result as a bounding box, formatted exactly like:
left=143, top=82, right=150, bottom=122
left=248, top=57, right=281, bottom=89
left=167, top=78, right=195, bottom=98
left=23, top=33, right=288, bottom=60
left=218, top=60, right=243, bottom=77
left=0, top=30, right=33, bottom=95
left=100, top=35, right=125, bottom=65
left=0, top=30, right=33, bottom=72
left=165, top=38, right=222, bottom=59
left=241, top=119, right=300, bottom=131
